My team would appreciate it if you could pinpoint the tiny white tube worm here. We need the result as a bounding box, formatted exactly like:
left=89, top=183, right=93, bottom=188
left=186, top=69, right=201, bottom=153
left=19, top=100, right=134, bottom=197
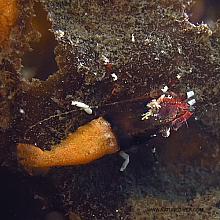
left=71, top=101, right=93, bottom=114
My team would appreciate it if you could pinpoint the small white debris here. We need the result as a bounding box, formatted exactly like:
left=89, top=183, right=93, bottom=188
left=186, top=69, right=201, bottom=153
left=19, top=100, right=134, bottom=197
left=161, top=127, right=171, bottom=138
left=84, top=108, right=93, bottom=115
left=67, top=36, right=74, bottom=45
left=111, top=73, right=118, bottom=81
left=187, top=90, right=195, bottom=99
left=144, top=38, right=151, bottom=45
left=131, top=33, right=135, bottom=42
left=19, top=108, right=25, bottom=114
left=77, top=62, right=84, bottom=69
left=177, top=47, right=182, bottom=54
left=151, top=134, right=157, bottom=137
left=55, top=30, right=65, bottom=39
left=101, top=55, right=110, bottom=64
left=161, top=85, right=169, bottom=93
left=152, top=147, right=156, bottom=153
left=119, top=151, right=130, bottom=172
left=188, top=99, right=196, bottom=106
left=176, top=74, right=181, bottom=79
left=71, top=101, right=93, bottom=114
left=71, top=101, right=89, bottom=109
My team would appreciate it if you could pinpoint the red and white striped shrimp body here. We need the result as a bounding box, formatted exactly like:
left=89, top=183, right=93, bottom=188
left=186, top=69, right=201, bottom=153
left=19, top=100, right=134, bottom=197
left=157, top=96, right=193, bottom=130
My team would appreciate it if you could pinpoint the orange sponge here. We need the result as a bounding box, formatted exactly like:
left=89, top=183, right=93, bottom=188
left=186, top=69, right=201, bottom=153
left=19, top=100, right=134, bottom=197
left=0, top=0, right=18, bottom=43
left=17, top=117, right=119, bottom=173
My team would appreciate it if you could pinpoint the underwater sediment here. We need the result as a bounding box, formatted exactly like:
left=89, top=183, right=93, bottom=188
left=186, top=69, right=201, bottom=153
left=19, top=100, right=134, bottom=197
left=0, top=0, right=220, bottom=219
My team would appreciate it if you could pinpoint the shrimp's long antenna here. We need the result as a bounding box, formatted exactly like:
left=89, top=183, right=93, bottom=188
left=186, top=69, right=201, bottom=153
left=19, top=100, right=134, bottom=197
left=24, top=109, right=81, bottom=140
left=101, top=94, right=149, bottom=107
left=24, top=94, right=150, bottom=140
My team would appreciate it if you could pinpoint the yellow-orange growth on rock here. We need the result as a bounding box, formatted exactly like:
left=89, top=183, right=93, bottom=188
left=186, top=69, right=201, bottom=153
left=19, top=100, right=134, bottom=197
left=17, top=117, right=119, bottom=173
left=0, top=0, right=18, bottom=43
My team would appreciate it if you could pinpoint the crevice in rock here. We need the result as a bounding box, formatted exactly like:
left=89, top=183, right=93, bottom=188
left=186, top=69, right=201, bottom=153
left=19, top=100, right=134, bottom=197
left=21, top=2, right=58, bottom=81
left=189, top=0, right=220, bottom=26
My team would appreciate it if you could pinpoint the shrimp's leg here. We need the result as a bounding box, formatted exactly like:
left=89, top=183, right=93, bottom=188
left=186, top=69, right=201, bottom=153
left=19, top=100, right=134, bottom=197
left=172, top=111, right=193, bottom=131
left=119, top=151, right=130, bottom=172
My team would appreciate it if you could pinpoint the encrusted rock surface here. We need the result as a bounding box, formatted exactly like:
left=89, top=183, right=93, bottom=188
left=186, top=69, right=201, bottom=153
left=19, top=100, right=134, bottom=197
left=0, top=0, right=220, bottom=219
